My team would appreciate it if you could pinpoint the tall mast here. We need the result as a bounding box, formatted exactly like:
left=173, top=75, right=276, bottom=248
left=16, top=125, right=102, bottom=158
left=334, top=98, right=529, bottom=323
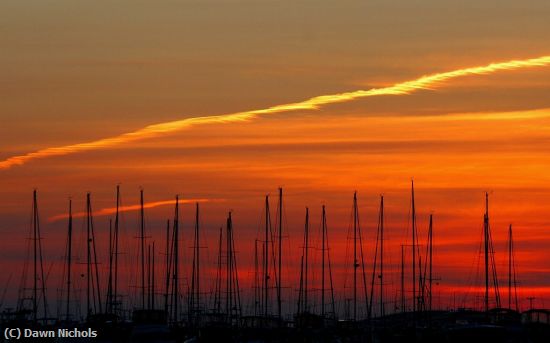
left=164, top=219, right=170, bottom=316
left=226, top=213, right=232, bottom=322
left=105, top=186, right=119, bottom=315
left=66, top=199, right=73, bottom=321
left=254, top=240, right=259, bottom=317
left=368, top=195, right=384, bottom=319
left=264, top=195, right=270, bottom=318
left=140, top=189, right=146, bottom=309
left=508, top=224, right=512, bottom=310
left=304, top=207, right=310, bottom=313
left=147, top=244, right=151, bottom=310
left=196, top=204, right=200, bottom=319
left=33, top=191, right=37, bottom=322
left=152, top=241, right=155, bottom=310
left=428, top=214, right=433, bottom=313
left=106, top=219, right=113, bottom=314
left=353, top=192, right=358, bottom=321
left=173, top=195, right=179, bottom=323
left=508, top=224, right=518, bottom=311
left=226, top=212, right=242, bottom=324
left=297, top=207, right=309, bottom=315
left=482, top=193, right=501, bottom=312
left=401, top=245, right=405, bottom=313
left=86, top=192, right=103, bottom=316
left=380, top=195, right=385, bottom=317
left=90, top=194, right=102, bottom=315
left=322, top=206, right=336, bottom=320
left=226, top=212, right=242, bottom=323
left=215, top=226, right=223, bottom=314
left=411, top=181, right=417, bottom=317
left=31, top=190, right=47, bottom=322
left=190, top=202, right=200, bottom=324
left=114, top=185, right=120, bottom=315
left=484, top=192, right=489, bottom=312
left=86, top=193, right=91, bottom=317
left=277, top=188, right=283, bottom=322
left=321, top=205, right=326, bottom=318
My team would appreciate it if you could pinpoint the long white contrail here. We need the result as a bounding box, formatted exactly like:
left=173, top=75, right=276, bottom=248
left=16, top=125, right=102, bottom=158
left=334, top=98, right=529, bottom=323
left=2, top=55, right=550, bottom=170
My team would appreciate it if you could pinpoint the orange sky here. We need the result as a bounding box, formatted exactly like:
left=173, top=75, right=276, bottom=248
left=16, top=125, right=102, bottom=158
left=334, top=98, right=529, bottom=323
left=2, top=0, right=550, bottom=318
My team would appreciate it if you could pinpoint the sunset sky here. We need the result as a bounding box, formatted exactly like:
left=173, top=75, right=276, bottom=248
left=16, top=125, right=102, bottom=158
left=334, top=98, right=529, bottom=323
left=2, top=0, right=550, bottom=318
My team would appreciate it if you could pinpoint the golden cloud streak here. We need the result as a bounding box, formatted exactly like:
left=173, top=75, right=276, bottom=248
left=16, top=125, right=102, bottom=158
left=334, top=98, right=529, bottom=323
left=2, top=55, right=550, bottom=170
left=48, top=198, right=220, bottom=222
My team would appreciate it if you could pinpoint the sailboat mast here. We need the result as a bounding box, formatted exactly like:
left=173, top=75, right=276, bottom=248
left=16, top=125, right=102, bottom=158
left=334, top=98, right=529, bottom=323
left=428, top=214, right=433, bottom=313
left=106, top=219, right=113, bottom=313
left=512, top=224, right=519, bottom=311
left=33, top=190, right=38, bottom=322
left=401, top=245, right=405, bottom=313
left=30, top=190, right=47, bottom=322
left=278, top=188, right=282, bottom=322
left=484, top=192, right=489, bottom=312
left=86, top=193, right=91, bottom=317
left=226, top=213, right=232, bottom=321
left=164, top=219, right=170, bottom=315
left=226, top=212, right=242, bottom=323
left=304, top=207, right=309, bottom=312
left=190, top=202, right=200, bottom=323
left=380, top=195, right=385, bottom=317
left=411, top=181, right=417, bottom=316
left=254, top=240, right=259, bottom=317
left=114, top=185, right=120, bottom=314
left=66, top=199, right=72, bottom=321
left=89, top=194, right=102, bottom=315
left=173, top=195, right=179, bottom=323
left=264, top=195, right=269, bottom=318
left=353, top=192, right=358, bottom=321
left=140, top=189, right=146, bottom=309
left=215, top=226, right=223, bottom=314
left=321, top=205, right=326, bottom=318
left=324, top=207, right=337, bottom=319
left=508, top=224, right=518, bottom=310
left=147, top=244, right=151, bottom=310
left=196, top=203, right=200, bottom=320
left=152, top=241, right=155, bottom=310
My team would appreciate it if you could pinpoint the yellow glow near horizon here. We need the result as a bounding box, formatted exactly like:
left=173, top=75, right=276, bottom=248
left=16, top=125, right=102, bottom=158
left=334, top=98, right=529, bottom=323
left=1, top=55, right=550, bottom=170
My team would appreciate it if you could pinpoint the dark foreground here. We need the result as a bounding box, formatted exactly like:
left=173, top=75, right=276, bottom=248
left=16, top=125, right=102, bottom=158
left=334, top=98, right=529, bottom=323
left=1, top=308, right=549, bottom=342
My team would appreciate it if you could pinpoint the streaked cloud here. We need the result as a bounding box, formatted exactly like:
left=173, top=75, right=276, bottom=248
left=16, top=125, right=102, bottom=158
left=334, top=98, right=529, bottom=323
left=2, top=55, right=549, bottom=170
